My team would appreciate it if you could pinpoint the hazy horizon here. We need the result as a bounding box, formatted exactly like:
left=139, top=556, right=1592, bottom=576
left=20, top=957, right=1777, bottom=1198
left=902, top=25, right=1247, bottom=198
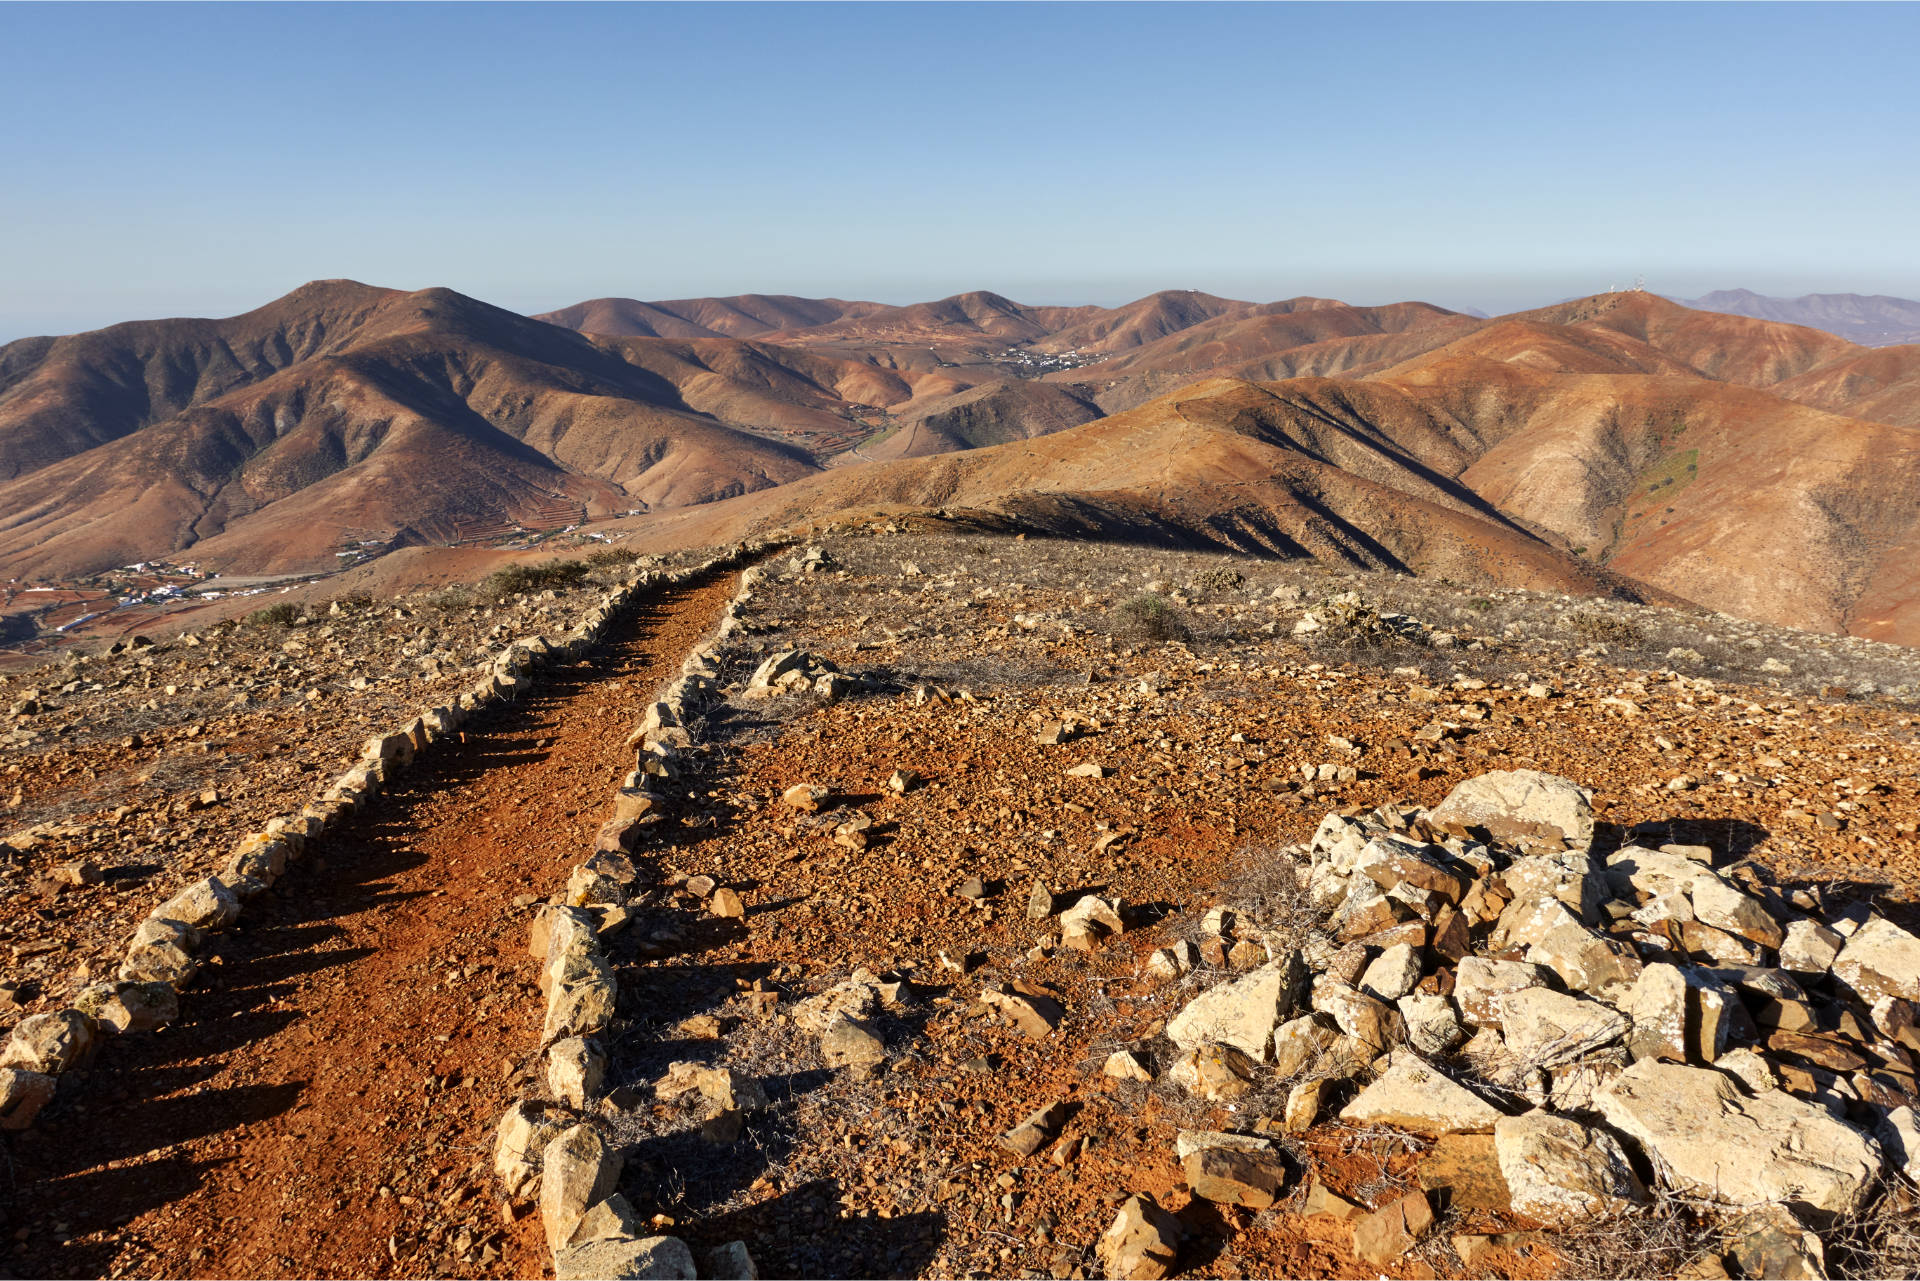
left=4, top=2, right=1918, bottom=342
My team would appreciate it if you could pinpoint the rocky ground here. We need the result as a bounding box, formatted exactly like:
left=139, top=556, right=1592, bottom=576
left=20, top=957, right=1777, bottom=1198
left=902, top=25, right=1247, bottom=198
left=5, top=529, right=1920, bottom=1279
left=0, top=553, right=709, bottom=1020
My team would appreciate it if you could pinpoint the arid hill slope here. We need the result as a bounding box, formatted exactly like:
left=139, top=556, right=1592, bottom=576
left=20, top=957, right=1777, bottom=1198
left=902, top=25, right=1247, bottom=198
left=9, top=283, right=1919, bottom=648
left=0, top=283, right=832, bottom=579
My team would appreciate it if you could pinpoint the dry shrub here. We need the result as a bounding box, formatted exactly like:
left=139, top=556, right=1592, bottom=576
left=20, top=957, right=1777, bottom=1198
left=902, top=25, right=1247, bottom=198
left=478, top=559, right=588, bottom=601
left=1827, top=1182, right=1920, bottom=1279
left=245, top=601, right=301, bottom=629
left=1565, top=612, right=1647, bottom=649
left=1550, top=1190, right=1721, bottom=1280
left=1113, top=592, right=1190, bottom=643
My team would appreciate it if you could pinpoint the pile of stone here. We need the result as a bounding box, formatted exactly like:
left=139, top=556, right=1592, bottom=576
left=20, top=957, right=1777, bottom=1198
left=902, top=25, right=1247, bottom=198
left=1291, top=592, right=1441, bottom=647
left=1100, top=769, right=1920, bottom=1278
left=0, top=546, right=770, bottom=1140
left=739, top=648, right=856, bottom=702
left=495, top=555, right=773, bottom=1281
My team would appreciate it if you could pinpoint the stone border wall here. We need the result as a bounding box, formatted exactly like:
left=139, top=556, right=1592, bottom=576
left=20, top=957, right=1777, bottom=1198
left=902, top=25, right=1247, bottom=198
left=493, top=560, right=769, bottom=1281
left=0, top=544, right=776, bottom=1139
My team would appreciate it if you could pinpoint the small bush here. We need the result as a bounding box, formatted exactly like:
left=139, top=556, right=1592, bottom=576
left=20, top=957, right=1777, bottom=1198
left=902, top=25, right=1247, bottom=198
left=1196, top=566, right=1245, bottom=594
left=1114, top=593, right=1190, bottom=642
left=245, top=602, right=301, bottom=629
left=1565, top=612, right=1647, bottom=648
left=424, top=585, right=474, bottom=613
left=584, top=547, right=640, bottom=570
left=478, top=559, right=589, bottom=602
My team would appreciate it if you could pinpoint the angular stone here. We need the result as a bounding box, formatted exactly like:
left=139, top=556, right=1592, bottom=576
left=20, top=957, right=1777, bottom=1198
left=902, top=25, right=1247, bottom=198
left=1169, top=1044, right=1257, bottom=1101
left=1499, top=988, right=1627, bottom=1068
left=73, top=980, right=177, bottom=1035
left=1000, top=1101, right=1071, bottom=1158
left=1060, top=894, right=1124, bottom=952
left=554, top=1235, right=697, bottom=1281
left=1183, top=1145, right=1290, bottom=1209
left=1398, top=993, right=1467, bottom=1057
left=0, top=1009, right=96, bottom=1074
left=1027, top=881, right=1055, bottom=920
left=1494, top=1111, right=1644, bottom=1226
left=1351, top=1191, right=1434, bottom=1267
left=150, top=876, right=241, bottom=933
left=1165, top=956, right=1304, bottom=1062
left=1453, top=957, right=1552, bottom=1027
left=1104, top=1050, right=1154, bottom=1082
left=981, top=985, right=1063, bottom=1039
left=547, top=1037, right=606, bottom=1109
left=1097, top=1193, right=1181, bottom=1280
left=819, top=1016, right=886, bottom=1070
left=1780, top=919, right=1844, bottom=976
left=1338, top=1051, right=1503, bottom=1135
left=703, top=1241, right=759, bottom=1281
left=1359, top=943, right=1423, bottom=1002
left=1594, top=1060, right=1882, bottom=1215
left=1428, top=770, right=1593, bottom=848
left=0, top=1068, right=55, bottom=1132
left=1832, top=917, right=1920, bottom=1006
left=540, top=1123, right=622, bottom=1252
left=495, top=1099, right=570, bottom=1201
left=1271, top=1013, right=1340, bottom=1077
left=1283, top=1078, right=1326, bottom=1134
left=1417, top=1134, right=1510, bottom=1212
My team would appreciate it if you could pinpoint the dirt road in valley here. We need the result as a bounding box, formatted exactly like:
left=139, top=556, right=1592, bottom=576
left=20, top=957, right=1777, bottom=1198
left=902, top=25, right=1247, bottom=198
left=2, top=573, right=740, bottom=1281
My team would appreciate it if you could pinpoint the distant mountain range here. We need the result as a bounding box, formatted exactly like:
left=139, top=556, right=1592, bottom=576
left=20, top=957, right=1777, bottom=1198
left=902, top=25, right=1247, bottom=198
left=1672, top=289, right=1920, bottom=346
left=4, top=284, right=1918, bottom=646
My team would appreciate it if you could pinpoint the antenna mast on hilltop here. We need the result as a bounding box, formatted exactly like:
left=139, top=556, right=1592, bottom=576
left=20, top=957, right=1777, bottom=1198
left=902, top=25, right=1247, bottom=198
left=1634, top=274, right=1647, bottom=292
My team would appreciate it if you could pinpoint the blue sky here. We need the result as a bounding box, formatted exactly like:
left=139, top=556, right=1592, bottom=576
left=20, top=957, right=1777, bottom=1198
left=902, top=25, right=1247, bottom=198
left=2, top=1, right=1916, bottom=340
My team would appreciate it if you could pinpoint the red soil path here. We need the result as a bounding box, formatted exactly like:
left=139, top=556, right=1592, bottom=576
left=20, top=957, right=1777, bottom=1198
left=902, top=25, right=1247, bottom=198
left=2, top=573, right=740, bottom=1280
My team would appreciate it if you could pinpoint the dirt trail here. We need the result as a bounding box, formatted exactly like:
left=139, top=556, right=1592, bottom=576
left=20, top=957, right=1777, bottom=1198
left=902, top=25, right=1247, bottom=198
left=3, top=573, right=740, bottom=1281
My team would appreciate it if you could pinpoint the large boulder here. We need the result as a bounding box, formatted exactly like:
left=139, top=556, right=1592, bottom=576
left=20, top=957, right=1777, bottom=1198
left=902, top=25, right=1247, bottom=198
left=1428, top=770, right=1593, bottom=849
left=1493, top=1111, right=1644, bottom=1226
left=1165, top=956, right=1305, bottom=1062
left=1594, top=1060, right=1881, bottom=1216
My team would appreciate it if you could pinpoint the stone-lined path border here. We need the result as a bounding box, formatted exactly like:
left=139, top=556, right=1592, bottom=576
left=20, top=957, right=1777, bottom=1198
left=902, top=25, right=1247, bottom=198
left=494, top=561, right=770, bottom=1280
left=0, top=544, right=776, bottom=1140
